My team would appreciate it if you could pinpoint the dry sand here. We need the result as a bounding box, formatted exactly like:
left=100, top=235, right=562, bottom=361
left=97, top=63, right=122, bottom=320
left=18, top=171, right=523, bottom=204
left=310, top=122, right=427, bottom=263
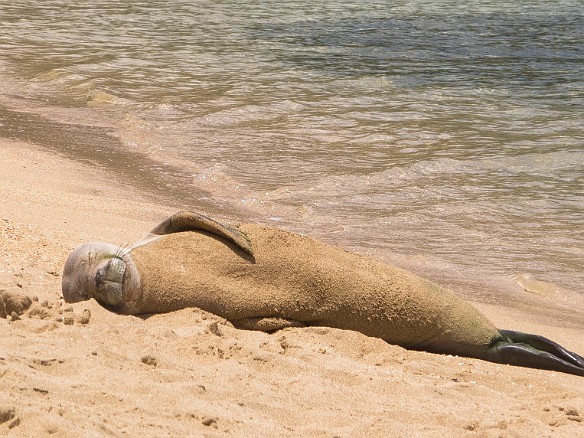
left=1, top=139, right=583, bottom=437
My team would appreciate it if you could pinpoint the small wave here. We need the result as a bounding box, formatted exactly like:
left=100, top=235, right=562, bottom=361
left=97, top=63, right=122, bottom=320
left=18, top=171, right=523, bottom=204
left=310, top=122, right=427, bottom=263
left=87, top=89, right=132, bottom=107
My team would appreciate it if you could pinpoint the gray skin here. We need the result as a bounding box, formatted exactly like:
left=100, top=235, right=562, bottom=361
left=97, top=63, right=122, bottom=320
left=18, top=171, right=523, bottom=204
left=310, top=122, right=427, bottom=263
left=62, top=211, right=584, bottom=377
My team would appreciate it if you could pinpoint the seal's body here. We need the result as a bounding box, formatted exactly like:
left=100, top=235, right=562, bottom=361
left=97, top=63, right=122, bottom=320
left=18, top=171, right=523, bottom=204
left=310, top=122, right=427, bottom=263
left=130, top=226, right=497, bottom=357
left=62, top=211, right=584, bottom=376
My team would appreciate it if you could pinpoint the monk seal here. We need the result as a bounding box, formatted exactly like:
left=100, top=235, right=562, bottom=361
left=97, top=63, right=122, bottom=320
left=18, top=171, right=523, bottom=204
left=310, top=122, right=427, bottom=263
left=62, top=211, right=584, bottom=376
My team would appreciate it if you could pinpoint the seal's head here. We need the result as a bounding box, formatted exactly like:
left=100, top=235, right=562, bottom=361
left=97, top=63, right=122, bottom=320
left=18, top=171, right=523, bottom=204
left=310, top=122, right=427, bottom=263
left=62, top=242, right=139, bottom=309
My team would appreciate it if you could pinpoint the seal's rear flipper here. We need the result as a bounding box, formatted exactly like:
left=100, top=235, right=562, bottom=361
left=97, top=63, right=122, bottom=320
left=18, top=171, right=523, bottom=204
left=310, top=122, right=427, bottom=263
left=147, top=211, right=254, bottom=256
left=486, top=330, right=584, bottom=376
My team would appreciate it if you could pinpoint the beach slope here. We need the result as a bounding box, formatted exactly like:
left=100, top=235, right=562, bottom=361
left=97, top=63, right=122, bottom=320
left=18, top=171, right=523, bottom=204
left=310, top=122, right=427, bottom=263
left=1, top=140, right=583, bottom=437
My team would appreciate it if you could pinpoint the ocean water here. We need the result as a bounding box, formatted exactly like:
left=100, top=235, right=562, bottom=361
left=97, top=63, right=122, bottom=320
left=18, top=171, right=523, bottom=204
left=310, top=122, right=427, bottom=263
left=0, top=1, right=583, bottom=302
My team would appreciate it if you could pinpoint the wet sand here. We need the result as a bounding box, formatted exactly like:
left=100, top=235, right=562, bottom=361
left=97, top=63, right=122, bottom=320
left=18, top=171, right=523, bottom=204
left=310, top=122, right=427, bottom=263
left=1, top=139, right=583, bottom=437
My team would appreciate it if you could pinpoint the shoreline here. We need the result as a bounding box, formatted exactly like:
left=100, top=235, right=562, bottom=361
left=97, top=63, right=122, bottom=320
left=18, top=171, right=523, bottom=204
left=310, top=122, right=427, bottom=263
left=1, top=138, right=583, bottom=436
left=1, top=99, right=582, bottom=308
left=0, top=103, right=218, bottom=214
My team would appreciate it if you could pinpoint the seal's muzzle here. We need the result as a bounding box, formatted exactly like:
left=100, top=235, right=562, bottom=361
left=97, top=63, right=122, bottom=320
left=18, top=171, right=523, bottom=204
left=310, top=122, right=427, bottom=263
left=62, top=242, right=125, bottom=304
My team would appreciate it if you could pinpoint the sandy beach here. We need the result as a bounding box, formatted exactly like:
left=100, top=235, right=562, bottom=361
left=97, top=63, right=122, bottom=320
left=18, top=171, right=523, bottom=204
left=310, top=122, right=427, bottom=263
left=1, top=139, right=583, bottom=437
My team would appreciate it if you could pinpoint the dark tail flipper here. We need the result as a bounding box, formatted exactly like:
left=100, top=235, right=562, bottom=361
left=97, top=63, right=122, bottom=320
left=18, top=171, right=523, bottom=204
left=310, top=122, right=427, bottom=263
left=485, top=330, right=584, bottom=377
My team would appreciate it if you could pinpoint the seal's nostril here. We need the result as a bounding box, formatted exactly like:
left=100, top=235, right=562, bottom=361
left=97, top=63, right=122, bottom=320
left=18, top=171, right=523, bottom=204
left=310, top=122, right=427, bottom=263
left=95, top=269, right=103, bottom=289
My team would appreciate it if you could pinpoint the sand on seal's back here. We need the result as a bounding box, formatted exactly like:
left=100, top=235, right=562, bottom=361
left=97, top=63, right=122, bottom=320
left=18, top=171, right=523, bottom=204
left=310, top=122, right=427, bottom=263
left=129, top=224, right=498, bottom=355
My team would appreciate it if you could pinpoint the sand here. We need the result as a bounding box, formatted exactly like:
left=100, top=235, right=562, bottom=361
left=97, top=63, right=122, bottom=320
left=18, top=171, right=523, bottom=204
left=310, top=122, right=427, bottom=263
left=1, top=139, right=583, bottom=437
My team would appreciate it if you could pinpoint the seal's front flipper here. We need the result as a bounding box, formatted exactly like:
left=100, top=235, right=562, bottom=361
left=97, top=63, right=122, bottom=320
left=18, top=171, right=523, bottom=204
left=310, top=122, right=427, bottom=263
left=232, top=317, right=306, bottom=333
left=148, top=211, right=254, bottom=256
left=486, top=330, right=584, bottom=376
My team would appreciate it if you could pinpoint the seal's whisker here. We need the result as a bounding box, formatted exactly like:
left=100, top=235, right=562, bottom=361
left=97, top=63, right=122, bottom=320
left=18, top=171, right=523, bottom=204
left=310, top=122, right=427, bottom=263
left=115, top=245, right=133, bottom=263
left=116, top=244, right=131, bottom=256
left=116, top=244, right=139, bottom=272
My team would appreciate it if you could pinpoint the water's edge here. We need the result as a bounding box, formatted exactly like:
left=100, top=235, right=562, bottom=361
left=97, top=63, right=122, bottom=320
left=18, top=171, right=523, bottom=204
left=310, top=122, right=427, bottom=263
left=2, top=100, right=583, bottom=326
left=0, top=103, right=221, bottom=212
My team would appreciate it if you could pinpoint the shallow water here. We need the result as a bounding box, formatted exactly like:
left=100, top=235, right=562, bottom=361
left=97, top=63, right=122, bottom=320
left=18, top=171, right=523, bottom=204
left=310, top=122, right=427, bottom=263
left=0, top=0, right=583, bottom=300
